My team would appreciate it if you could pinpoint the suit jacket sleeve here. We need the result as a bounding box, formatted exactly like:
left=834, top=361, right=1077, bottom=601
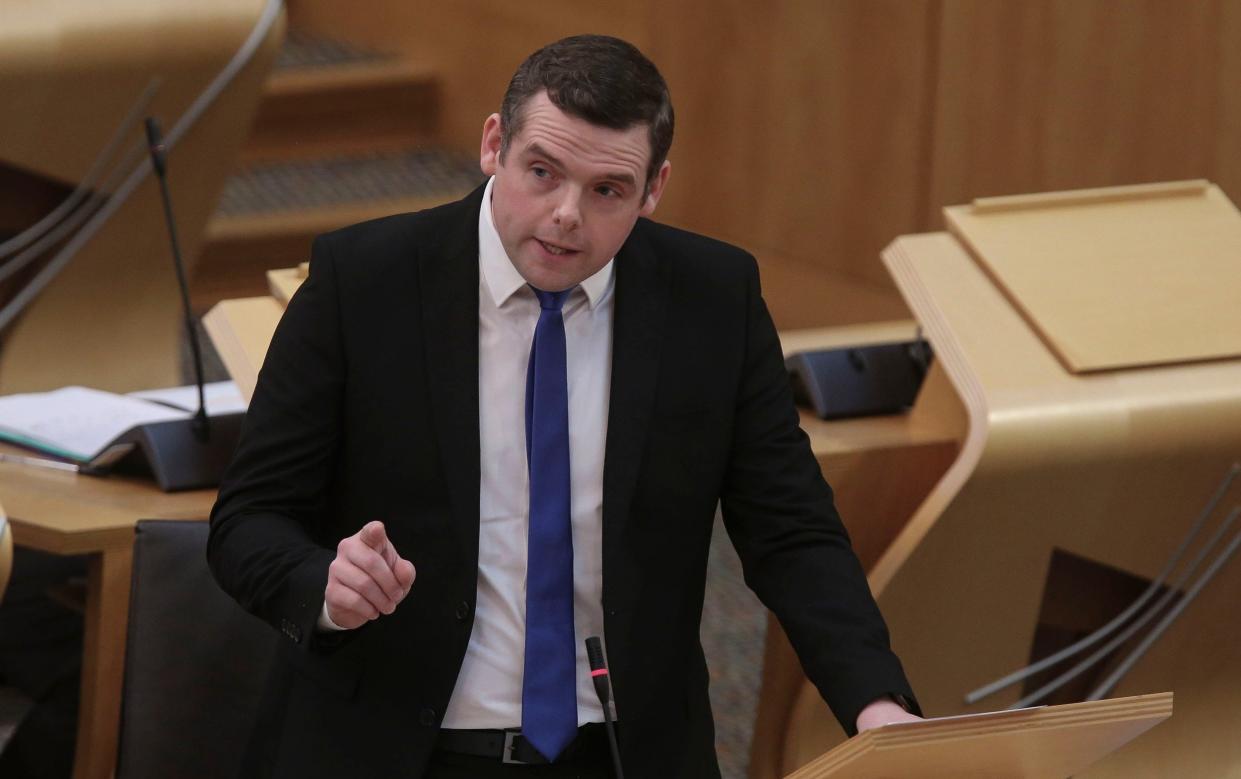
left=207, top=234, right=345, bottom=650
left=718, top=256, right=919, bottom=733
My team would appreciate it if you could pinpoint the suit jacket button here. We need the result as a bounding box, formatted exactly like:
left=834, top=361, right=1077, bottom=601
left=419, top=707, right=437, bottom=727
left=455, top=601, right=471, bottom=621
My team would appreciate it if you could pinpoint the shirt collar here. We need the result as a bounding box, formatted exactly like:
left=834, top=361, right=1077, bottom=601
left=477, top=176, right=615, bottom=309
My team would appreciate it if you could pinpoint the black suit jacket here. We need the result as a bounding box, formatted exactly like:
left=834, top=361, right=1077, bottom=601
left=208, top=184, right=916, bottom=778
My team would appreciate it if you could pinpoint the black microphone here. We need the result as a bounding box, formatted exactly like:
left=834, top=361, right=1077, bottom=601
left=585, top=636, right=624, bottom=779
left=144, top=116, right=209, bottom=442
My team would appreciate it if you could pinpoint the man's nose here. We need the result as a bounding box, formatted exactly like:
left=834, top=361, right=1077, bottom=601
left=552, top=189, right=582, bottom=231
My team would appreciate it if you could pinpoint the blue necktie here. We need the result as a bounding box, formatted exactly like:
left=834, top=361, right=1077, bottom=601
left=521, top=286, right=577, bottom=761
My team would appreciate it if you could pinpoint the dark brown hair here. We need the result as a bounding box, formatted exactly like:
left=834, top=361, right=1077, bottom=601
left=499, top=35, right=674, bottom=194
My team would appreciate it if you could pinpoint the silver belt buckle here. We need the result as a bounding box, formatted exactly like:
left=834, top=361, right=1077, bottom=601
left=502, top=730, right=529, bottom=765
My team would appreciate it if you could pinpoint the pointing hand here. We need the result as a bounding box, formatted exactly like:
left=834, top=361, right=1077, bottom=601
left=324, top=521, right=416, bottom=630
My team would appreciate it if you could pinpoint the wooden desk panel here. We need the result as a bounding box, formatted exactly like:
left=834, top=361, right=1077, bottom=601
left=1, top=448, right=213, bottom=554
left=945, top=181, right=1241, bottom=373
left=1, top=443, right=215, bottom=779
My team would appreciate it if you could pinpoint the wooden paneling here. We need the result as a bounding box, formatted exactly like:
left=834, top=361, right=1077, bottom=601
left=1215, top=0, right=1241, bottom=199
left=109, top=0, right=1241, bottom=331
left=927, top=0, right=1236, bottom=220
left=287, top=1, right=646, bottom=162
left=641, top=0, right=939, bottom=292
left=285, top=0, right=929, bottom=322
left=0, top=0, right=284, bottom=393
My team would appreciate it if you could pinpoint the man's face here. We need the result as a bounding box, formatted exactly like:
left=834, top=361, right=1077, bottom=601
left=479, top=91, right=671, bottom=292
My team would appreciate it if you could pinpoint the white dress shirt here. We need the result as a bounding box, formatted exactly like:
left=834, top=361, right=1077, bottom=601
left=441, top=176, right=613, bottom=728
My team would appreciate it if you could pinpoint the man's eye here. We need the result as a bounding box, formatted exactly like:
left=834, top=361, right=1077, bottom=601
left=596, top=185, right=618, bottom=198
left=532, top=166, right=550, bottom=178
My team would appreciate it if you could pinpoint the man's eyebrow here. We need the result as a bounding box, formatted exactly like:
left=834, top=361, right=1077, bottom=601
left=600, top=170, right=637, bottom=188
left=525, top=142, right=638, bottom=188
left=525, top=143, right=565, bottom=171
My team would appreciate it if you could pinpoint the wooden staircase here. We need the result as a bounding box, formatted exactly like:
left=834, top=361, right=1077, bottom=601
left=192, top=29, right=482, bottom=312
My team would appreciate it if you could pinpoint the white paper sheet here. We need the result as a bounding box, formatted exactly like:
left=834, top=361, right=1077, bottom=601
left=128, top=380, right=248, bottom=416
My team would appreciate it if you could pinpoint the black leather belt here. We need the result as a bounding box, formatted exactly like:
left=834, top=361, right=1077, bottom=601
left=436, top=723, right=609, bottom=765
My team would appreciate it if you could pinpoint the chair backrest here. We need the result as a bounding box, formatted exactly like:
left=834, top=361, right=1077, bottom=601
left=116, top=519, right=276, bottom=779
left=0, top=515, right=12, bottom=602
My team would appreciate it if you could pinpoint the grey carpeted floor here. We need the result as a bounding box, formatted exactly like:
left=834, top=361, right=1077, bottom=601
left=703, top=514, right=767, bottom=778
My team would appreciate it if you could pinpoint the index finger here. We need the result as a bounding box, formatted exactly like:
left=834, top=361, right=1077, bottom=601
left=340, top=542, right=404, bottom=604
left=359, top=520, right=389, bottom=552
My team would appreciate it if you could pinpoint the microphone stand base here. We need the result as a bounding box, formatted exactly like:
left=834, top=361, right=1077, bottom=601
left=109, top=412, right=244, bottom=491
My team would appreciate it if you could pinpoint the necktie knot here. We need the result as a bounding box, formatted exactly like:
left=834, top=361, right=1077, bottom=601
left=532, top=286, right=572, bottom=312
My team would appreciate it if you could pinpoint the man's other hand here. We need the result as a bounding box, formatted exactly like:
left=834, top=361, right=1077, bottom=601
left=324, top=520, right=416, bottom=630
left=855, top=696, right=922, bottom=733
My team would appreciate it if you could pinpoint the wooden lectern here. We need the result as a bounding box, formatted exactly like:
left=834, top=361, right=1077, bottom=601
left=788, top=693, right=1171, bottom=779
left=769, top=181, right=1241, bottom=778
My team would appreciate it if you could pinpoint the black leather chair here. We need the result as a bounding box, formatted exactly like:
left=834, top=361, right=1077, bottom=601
left=116, top=519, right=275, bottom=779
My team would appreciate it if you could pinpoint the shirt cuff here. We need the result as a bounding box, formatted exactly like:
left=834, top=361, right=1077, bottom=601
left=317, top=602, right=348, bottom=632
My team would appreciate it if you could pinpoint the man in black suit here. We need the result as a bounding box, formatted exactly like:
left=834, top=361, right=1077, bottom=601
left=208, top=34, right=919, bottom=778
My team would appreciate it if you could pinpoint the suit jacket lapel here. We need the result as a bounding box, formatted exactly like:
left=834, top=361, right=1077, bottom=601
left=602, top=221, right=669, bottom=603
left=419, top=186, right=485, bottom=570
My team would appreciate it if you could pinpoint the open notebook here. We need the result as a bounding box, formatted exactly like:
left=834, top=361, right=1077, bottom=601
left=0, top=383, right=246, bottom=467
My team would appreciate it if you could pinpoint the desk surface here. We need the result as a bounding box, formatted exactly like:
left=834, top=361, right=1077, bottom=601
left=0, top=443, right=215, bottom=554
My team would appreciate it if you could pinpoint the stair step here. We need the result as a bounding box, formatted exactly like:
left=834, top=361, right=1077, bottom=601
left=274, top=29, right=392, bottom=70
left=194, top=148, right=482, bottom=311
left=215, top=147, right=480, bottom=218
left=242, top=32, right=440, bottom=162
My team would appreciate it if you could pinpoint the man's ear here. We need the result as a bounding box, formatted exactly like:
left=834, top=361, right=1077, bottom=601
left=640, top=159, right=672, bottom=217
left=480, top=113, right=502, bottom=176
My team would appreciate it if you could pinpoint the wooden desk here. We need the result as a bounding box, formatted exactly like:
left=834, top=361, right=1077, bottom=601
left=0, top=443, right=215, bottom=779
left=770, top=184, right=1241, bottom=778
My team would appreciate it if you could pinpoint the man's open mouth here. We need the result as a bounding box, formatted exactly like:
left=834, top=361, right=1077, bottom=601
left=538, top=239, right=578, bottom=256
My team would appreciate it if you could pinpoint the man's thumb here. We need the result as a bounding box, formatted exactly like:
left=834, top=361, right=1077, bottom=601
left=395, top=559, right=416, bottom=590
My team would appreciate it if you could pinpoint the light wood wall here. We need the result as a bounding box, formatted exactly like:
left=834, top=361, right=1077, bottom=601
left=0, top=0, right=283, bottom=394
left=287, top=0, right=1241, bottom=324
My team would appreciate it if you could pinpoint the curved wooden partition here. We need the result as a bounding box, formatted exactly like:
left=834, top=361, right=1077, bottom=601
left=0, top=512, right=11, bottom=602
left=773, top=183, right=1241, bottom=777
left=0, top=0, right=284, bottom=393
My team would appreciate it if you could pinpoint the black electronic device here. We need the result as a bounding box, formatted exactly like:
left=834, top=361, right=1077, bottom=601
left=108, top=411, right=246, bottom=491
left=786, top=338, right=933, bottom=420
